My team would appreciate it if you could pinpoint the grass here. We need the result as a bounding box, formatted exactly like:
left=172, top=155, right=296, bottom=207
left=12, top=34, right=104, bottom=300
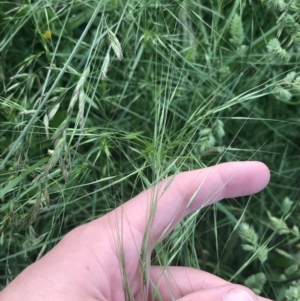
left=1, top=0, right=300, bottom=300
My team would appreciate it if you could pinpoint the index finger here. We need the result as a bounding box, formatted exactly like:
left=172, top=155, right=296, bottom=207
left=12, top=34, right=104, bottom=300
left=105, top=161, right=270, bottom=248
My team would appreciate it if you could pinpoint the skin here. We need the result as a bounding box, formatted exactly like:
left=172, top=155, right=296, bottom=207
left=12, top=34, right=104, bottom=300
left=0, top=161, right=272, bottom=301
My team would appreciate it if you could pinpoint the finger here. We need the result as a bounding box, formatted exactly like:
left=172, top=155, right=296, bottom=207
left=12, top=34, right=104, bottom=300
left=104, top=161, right=270, bottom=246
left=150, top=266, right=227, bottom=300
left=149, top=266, right=272, bottom=301
left=174, top=284, right=263, bottom=301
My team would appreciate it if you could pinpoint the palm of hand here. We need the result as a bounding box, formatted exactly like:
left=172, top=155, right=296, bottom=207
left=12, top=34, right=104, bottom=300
left=1, top=162, right=271, bottom=301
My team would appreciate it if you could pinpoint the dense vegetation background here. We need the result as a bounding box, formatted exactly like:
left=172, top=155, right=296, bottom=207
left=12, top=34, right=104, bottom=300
left=1, top=0, right=300, bottom=300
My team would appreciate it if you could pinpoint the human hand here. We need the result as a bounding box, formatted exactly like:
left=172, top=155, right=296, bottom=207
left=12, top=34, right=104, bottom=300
left=0, top=162, right=271, bottom=301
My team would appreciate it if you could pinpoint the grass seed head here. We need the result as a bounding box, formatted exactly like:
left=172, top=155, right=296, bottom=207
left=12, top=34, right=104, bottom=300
left=108, top=29, right=123, bottom=60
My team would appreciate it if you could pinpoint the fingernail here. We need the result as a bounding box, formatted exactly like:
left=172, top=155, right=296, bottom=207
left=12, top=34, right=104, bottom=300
left=222, top=289, right=253, bottom=301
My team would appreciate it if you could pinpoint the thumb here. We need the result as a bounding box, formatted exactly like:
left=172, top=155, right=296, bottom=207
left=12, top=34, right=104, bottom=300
left=176, top=284, right=270, bottom=301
